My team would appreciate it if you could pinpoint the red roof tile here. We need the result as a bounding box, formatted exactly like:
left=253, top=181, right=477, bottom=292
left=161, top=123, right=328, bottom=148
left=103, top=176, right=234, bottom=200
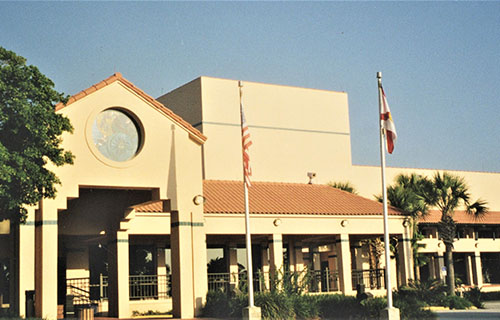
left=132, top=200, right=165, bottom=213
left=135, top=180, right=404, bottom=216
left=420, top=210, right=500, bottom=225
left=55, top=73, right=207, bottom=143
left=203, top=180, right=404, bottom=216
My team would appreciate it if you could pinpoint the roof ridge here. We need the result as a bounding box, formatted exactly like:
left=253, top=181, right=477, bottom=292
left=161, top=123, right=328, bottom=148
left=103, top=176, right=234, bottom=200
left=55, top=73, right=207, bottom=143
left=203, top=179, right=330, bottom=187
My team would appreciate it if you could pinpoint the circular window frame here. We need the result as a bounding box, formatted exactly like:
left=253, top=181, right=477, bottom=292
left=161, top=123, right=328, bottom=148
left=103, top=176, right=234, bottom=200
left=85, top=106, right=145, bottom=168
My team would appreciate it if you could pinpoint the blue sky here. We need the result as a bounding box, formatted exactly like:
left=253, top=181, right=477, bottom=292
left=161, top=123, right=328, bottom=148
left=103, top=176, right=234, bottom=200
left=2, top=1, right=499, bottom=173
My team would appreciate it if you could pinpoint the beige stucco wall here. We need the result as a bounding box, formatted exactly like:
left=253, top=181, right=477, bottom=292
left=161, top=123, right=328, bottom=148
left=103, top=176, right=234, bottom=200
left=53, top=81, right=203, bottom=203
left=204, top=214, right=406, bottom=236
left=160, top=77, right=352, bottom=184
left=161, top=77, right=500, bottom=213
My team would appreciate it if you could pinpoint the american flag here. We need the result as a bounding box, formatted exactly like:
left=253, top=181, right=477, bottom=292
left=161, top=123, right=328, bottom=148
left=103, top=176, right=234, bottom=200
left=241, top=102, right=253, bottom=187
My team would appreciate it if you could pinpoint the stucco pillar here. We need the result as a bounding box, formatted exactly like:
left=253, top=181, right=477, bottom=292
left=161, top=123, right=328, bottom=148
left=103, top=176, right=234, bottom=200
left=327, top=246, right=338, bottom=291
left=260, top=244, right=269, bottom=291
left=269, top=234, right=283, bottom=274
left=157, top=246, right=168, bottom=298
left=428, top=255, right=437, bottom=279
left=228, top=244, right=239, bottom=289
left=399, top=228, right=414, bottom=285
left=269, top=234, right=283, bottom=291
left=170, top=210, right=207, bottom=318
left=465, top=254, right=474, bottom=285
left=436, top=248, right=446, bottom=283
left=167, top=125, right=207, bottom=318
left=336, top=234, right=353, bottom=294
left=311, top=247, right=321, bottom=271
left=18, top=210, right=35, bottom=318
left=473, top=251, right=483, bottom=287
left=294, top=242, right=304, bottom=272
left=34, top=200, right=58, bottom=320
left=107, top=231, right=129, bottom=318
left=287, top=239, right=295, bottom=272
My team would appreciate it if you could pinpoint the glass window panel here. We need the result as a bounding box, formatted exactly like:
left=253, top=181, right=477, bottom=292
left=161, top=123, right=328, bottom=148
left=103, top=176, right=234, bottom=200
left=92, top=109, right=140, bottom=162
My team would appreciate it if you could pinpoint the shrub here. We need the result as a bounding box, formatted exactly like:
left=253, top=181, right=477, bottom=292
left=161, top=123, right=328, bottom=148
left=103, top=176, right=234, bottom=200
left=317, top=294, right=366, bottom=319
left=202, top=291, right=231, bottom=318
left=291, top=294, right=321, bottom=319
left=398, top=279, right=447, bottom=306
left=360, top=297, right=387, bottom=319
left=441, top=295, right=473, bottom=309
left=393, top=297, right=436, bottom=320
left=255, top=291, right=295, bottom=320
left=229, top=292, right=249, bottom=318
left=393, top=283, right=438, bottom=320
left=464, top=286, right=484, bottom=308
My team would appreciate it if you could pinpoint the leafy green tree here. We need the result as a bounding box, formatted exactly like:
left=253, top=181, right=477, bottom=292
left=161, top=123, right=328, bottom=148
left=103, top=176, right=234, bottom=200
left=424, top=172, right=487, bottom=295
left=328, top=181, right=358, bottom=194
left=0, top=47, right=73, bottom=224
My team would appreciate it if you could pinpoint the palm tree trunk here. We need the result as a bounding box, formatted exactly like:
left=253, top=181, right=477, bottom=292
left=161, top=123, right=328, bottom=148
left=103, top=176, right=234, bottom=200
left=444, top=244, right=455, bottom=295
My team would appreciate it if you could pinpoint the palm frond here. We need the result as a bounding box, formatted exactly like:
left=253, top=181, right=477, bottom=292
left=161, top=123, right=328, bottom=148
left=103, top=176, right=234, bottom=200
left=467, top=199, right=488, bottom=220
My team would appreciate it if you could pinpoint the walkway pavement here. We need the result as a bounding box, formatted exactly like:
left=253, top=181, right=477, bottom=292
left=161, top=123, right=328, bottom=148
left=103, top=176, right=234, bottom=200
left=95, top=302, right=500, bottom=320
left=435, top=301, right=500, bottom=320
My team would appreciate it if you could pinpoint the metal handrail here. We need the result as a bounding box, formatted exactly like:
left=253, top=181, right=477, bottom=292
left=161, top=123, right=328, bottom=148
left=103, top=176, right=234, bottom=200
left=67, top=274, right=170, bottom=302
left=207, top=269, right=340, bottom=293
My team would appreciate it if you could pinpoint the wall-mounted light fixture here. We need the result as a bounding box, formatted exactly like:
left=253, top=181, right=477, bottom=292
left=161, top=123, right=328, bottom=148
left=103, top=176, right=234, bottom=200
left=273, top=218, right=282, bottom=227
left=402, top=219, right=411, bottom=227
left=193, top=195, right=206, bottom=206
left=340, top=220, right=349, bottom=227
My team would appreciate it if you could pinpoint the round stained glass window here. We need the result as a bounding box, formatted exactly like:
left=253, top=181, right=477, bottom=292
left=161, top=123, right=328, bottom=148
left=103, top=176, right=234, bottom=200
left=91, top=109, right=141, bottom=162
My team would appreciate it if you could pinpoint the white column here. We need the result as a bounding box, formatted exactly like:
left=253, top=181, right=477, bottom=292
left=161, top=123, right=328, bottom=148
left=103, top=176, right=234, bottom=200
left=288, top=239, right=296, bottom=272
left=269, top=234, right=283, bottom=274
left=107, top=231, right=129, bottom=318
left=171, top=211, right=194, bottom=319
left=336, top=234, right=353, bottom=294
left=399, top=229, right=414, bottom=285
left=428, top=255, right=437, bottom=279
left=228, top=244, right=239, bottom=289
left=473, top=251, right=483, bottom=286
left=260, top=244, right=269, bottom=291
left=18, top=212, right=35, bottom=318
left=34, top=200, right=58, bottom=320
left=436, top=247, right=446, bottom=283
left=465, top=254, right=474, bottom=286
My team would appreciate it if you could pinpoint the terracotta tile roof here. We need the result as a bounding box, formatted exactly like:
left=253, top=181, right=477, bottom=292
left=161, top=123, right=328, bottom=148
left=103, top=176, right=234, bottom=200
left=420, top=210, right=500, bottom=225
left=55, top=73, right=206, bottom=143
left=134, top=180, right=404, bottom=216
left=132, top=200, right=164, bottom=213
left=203, top=180, right=404, bottom=216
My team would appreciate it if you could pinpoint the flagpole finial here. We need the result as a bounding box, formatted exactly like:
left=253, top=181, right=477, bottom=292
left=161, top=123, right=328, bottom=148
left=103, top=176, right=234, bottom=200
left=377, top=72, right=382, bottom=79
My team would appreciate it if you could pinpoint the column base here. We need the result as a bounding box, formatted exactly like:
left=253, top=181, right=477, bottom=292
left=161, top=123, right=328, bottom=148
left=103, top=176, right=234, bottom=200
left=242, top=306, right=261, bottom=320
left=381, top=307, right=400, bottom=320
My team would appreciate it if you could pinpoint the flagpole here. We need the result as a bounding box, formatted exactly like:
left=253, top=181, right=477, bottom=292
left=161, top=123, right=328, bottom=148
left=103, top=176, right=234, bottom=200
left=377, top=72, right=394, bottom=309
left=239, top=81, right=255, bottom=308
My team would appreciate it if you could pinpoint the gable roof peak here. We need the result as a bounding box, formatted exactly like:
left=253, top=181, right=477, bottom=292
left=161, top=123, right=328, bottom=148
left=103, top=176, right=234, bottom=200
left=55, top=73, right=206, bottom=143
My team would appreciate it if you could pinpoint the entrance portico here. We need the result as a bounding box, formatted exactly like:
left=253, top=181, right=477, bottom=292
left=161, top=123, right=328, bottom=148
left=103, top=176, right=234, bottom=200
left=30, top=73, right=208, bottom=319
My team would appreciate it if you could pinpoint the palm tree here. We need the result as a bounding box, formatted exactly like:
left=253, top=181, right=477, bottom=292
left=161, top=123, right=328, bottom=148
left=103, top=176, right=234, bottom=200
left=328, top=181, right=358, bottom=194
left=424, top=172, right=488, bottom=295
left=383, top=173, right=431, bottom=279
